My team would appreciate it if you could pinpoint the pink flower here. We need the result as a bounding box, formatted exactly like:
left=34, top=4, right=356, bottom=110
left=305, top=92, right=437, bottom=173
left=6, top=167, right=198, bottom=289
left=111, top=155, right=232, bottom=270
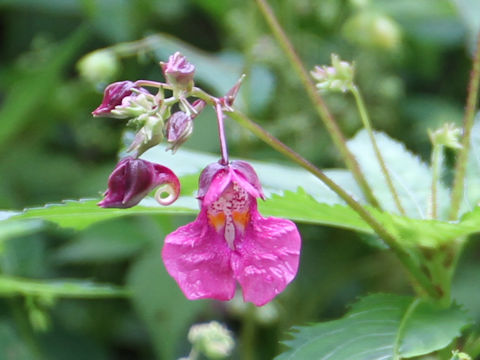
left=162, top=161, right=301, bottom=306
left=98, top=157, right=180, bottom=208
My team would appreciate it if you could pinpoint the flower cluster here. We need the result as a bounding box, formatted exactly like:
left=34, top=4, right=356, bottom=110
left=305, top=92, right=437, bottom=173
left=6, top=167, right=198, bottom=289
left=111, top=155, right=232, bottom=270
left=311, top=54, right=355, bottom=93
left=92, top=52, right=301, bottom=306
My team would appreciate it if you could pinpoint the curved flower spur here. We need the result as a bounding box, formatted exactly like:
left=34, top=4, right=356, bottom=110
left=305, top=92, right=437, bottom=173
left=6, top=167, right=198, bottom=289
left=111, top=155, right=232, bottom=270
left=162, top=161, right=301, bottom=306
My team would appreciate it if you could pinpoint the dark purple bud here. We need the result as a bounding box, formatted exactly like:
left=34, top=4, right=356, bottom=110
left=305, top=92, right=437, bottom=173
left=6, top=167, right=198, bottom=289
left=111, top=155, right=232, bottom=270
left=165, top=112, right=193, bottom=153
left=161, top=52, right=195, bottom=91
left=98, top=157, right=180, bottom=208
left=92, top=81, right=143, bottom=117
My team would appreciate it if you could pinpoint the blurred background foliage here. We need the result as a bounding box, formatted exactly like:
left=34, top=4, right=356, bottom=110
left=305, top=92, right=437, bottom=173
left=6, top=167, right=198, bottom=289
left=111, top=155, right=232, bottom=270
left=0, top=0, right=479, bottom=359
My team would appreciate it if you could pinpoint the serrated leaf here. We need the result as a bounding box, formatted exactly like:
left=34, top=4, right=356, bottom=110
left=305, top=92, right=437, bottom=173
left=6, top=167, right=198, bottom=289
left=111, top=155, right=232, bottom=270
left=259, top=189, right=372, bottom=233
left=9, top=198, right=197, bottom=230
left=348, top=130, right=449, bottom=219
left=0, top=276, right=128, bottom=298
left=276, top=294, right=471, bottom=360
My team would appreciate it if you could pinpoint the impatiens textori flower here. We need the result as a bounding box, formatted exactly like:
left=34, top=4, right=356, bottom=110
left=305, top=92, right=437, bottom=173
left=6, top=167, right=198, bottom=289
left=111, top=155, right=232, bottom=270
left=98, top=157, right=180, bottom=208
left=162, top=160, right=301, bottom=306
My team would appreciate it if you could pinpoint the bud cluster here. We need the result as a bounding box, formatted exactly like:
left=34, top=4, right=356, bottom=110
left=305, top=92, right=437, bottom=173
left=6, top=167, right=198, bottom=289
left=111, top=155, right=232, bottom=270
left=92, top=52, right=244, bottom=209
left=311, top=54, right=355, bottom=93
left=92, top=52, right=205, bottom=157
left=428, top=123, right=463, bottom=150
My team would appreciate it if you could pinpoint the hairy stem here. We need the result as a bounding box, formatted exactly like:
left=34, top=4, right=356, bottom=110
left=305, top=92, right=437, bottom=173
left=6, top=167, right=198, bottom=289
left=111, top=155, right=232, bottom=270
left=429, top=144, right=443, bottom=219
left=351, top=86, right=406, bottom=215
left=228, top=109, right=439, bottom=299
left=254, top=0, right=381, bottom=209
left=449, top=33, right=480, bottom=220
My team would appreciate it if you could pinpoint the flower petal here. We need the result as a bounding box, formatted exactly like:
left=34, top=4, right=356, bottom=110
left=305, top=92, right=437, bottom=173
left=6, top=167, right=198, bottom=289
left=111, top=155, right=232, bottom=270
left=231, top=208, right=301, bottom=306
left=162, top=212, right=236, bottom=301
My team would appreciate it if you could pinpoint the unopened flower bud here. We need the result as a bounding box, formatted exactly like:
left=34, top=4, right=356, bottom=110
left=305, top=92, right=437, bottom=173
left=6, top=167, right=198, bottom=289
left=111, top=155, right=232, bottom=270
left=428, top=123, right=462, bottom=150
left=187, top=321, right=234, bottom=360
left=451, top=350, right=472, bottom=360
left=77, top=49, right=120, bottom=84
left=221, top=74, right=245, bottom=109
left=343, top=11, right=402, bottom=50
left=311, top=54, right=355, bottom=93
left=92, top=81, right=151, bottom=118
left=111, top=92, right=156, bottom=120
left=128, top=115, right=164, bottom=157
left=161, top=52, right=195, bottom=92
left=98, top=157, right=180, bottom=208
left=165, top=112, right=193, bottom=153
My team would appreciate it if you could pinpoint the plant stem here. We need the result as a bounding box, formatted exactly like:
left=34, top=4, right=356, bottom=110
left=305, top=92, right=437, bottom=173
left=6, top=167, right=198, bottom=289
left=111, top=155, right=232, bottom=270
left=227, top=109, right=439, bottom=299
left=351, top=86, right=406, bottom=215
left=215, top=102, right=229, bottom=165
left=254, top=0, right=381, bottom=209
left=429, top=143, right=443, bottom=219
left=449, top=33, right=480, bottom=220
left=241, top=304, right=256, bottom=360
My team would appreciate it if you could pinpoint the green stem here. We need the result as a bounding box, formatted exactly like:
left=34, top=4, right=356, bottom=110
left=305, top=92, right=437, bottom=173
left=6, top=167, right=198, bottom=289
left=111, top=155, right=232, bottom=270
left=449, top=33, right=480, bottom=220
left=351, top=86, right=406, bottom=215
left=227, top=109, right=439, bottom=299
left=241, top=304, right=256, bottom=360
left=429, top=144, right=443, bottom=219
left=254, top=0, right=381, bottom=209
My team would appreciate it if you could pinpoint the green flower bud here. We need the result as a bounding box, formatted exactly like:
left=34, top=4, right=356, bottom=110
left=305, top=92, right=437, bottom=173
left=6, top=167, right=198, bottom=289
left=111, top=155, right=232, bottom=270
left=343, top=11, right=402, bottom=50
left=450, top=350, right=472, bottom=360
left=77, top=50, right=120, bottom=84
left=311, top=54, right=355, bottom=93
left=188, top=321, right=234, bottom=360
left=428, top=123, right=463, bottom=150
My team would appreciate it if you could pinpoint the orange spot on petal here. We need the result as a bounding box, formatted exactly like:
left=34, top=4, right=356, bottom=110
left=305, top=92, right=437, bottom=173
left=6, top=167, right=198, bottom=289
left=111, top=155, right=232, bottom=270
left=233, top=211, right=250, bottom=230
left=208, top=213, right=226, bottom=231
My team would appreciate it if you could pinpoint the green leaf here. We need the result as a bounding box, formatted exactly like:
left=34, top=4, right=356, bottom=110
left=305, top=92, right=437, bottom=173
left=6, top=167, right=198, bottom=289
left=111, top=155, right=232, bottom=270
left=259, top=189, right=372, bottom=233
left=143, top=145, right=361, bottom=204
left=0, top=219, right=43, bottom=242
left=453, top=0, right=480, bottom=52
left=276, top=294, right=471, bottom=360
left=465, top=114, right=480, bottom=213
left=127, top=242, right=205, bottom=360
left=0, top=276, right=128, bottom=298
left=9, top=198, right=197, bottom=230
left=348, top=130, right=449, bottom=219
left=53, top=217, right=158, bottom=264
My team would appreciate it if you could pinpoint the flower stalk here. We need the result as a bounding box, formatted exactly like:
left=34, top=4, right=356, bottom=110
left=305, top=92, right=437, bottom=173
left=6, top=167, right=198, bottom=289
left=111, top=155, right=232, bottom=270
left=350, top=85, right=406, bottom=215
left=254, top=0, right=381, bottom=210
left=215, top=102, right=230, bottom=165
left=449, top=33, right=480, bottom=220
